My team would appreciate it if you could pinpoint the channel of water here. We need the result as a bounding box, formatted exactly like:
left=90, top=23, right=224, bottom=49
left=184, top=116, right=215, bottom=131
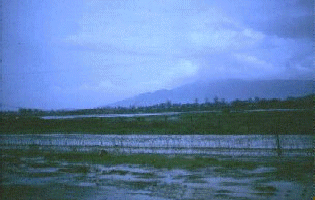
left=1, top=134, right=312, bottom=157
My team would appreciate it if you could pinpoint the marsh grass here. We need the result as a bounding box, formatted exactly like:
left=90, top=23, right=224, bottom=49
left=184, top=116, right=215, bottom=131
left=216, top=189, right=232, bottom=193
left=0, top=184, right=95, bottom=200
left=104, top=170, right=129, bottom=175
left=1, top=110, right=312, bottom=134
left=59, top=165, right=90, bottom=174
left=220, top=160, right=258, bottom=170
left=253, top=185, right=277, bottom=197
left=254, top=185, right=277, bottom=193
left=29, top=172, right=61, bottom=178
left=47, top=152, right=221, bottom=170
left=131, top=172, right=159, bottom=178
left=29, top=162, right=58, bottom=168
left=2, top=148, right=312, bottom=186
left=3, top=149, right=254, bottom=170
left=272, top=160, right=313, bottom=184
left=127, top=180, right=158, bottom=190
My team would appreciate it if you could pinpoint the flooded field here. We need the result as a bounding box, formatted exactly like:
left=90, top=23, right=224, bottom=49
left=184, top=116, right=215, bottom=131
left=40, top=111, right=183, bottom=120
left=1, top=134, right=312, bottom=157
left=39, top=109, right=306, bottom=120
left=1, top=134, right=313, bottom=199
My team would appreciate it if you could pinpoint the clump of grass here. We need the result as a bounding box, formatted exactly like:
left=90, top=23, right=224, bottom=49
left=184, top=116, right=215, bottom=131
left=128, top=181, right=158, bottom=190
left=103, top=170, right=129, bottom=175
left=186, top=174, right=203, bottom=179
left=131, top=172, right=158, bottom=178
left=29, top=172, right=60, bottom=178
left=272, top=160, right=313, bottom=184
left=214, top=193, right=231, bottom=198
left=30, top=162, right=58, bottom=168
left=253, top=185, right=277, bottom=197
left=183, top=174, right=207, bottom=183
left=44, top=151, right=112, bottom=163
left=220, top=182, right=249, bottom=186
left=221, top=160, right=258, bottom=170
left=216, top=189, right=232, bottom=193
left=59, top=165, right=90, bottom=174
left=254, top=185, right=277, bottom=193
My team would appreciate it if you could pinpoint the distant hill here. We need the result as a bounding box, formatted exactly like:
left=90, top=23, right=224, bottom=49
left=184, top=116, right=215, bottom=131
left=109, top=79, right=314, bottom=107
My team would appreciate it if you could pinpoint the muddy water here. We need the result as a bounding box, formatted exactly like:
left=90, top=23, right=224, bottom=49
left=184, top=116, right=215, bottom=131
left=1, top=134, right=313, bottom=199
left=1, top=152, right=313, bottom=200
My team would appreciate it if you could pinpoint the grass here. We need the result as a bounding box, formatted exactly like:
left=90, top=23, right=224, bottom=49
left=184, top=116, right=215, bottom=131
left=127, top=180, right=158, bottom=190
left=253, top=185, right=277, bottom=197
left=254, top=185, right=277, bottom=193
left=131, top=172, right=158, bottom=178
left=59, top=165, right=90, bottom=174
left=2, top=148, right=256, bottom=170
left=1, top=110, right=312, bottom=134
left=2, top=148, right=313, bottom=188
left=3, top=149, right=312, bottom=173
left=272, top=160, right=313, bottom=184
left=104, top=170, right=129, bottom=175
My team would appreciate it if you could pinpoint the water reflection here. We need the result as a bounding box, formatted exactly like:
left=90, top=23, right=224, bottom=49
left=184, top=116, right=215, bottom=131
left=1, top=154, right=312, bottom=200
left=1, top=133, right=313, bottom=200
left=1, top=134, right=312, bottom=157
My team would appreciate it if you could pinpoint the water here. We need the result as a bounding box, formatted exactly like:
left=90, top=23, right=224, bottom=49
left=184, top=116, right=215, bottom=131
left=1, top=134, right=312, bottom=157
left=1, top=133, right=312, bottom=199
left=41, top=112, right=183, bottom=120
left=40, top=109, right=306, bottom=120
left=1, top=158, right=312, bottom=199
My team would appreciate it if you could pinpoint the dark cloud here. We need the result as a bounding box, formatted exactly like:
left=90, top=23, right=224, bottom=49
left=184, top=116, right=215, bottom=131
left=252, top=15, right=313, bottom=39
left=295, top=0, right=314, bottom=12
left=215, top=0, right=313, bottom=39
left=3, top=0, right=313, bottom=110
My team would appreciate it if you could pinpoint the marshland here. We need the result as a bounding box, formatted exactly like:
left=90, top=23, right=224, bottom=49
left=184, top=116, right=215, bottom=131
left=1, top=96, right=313, bottom=199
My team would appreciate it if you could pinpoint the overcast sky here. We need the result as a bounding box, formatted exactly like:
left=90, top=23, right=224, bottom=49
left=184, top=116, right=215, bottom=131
left=2, top=0, right=313, bottom=110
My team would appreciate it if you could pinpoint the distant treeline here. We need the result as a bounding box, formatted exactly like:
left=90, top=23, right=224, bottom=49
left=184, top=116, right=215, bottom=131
left=0, top=94, right=312, bottom=135
left=1, top=94, right=313, bottom=117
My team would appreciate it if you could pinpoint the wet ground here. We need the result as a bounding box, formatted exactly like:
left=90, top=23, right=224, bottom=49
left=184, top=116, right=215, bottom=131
left=1, top=134, right=312, bottom=157
left=1, top=149, right=312, bottom=200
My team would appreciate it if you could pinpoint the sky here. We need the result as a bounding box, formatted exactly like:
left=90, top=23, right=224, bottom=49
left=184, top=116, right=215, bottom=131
left=1, top=0, right=313, bottom=110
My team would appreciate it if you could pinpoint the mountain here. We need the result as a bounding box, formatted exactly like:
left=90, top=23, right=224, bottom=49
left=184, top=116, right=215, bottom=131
left=109, top=79, right=314, bottom=107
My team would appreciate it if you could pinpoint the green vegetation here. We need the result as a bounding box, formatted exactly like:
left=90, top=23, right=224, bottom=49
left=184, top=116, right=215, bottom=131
left=2, top=148, right=313, bottom=184
left=1, top=94, right=312, bottom=134
left=48, top=152, right=221, bottom=170
left=1, top=148, right=256, bottom=170
left=4, top=94, right=313, bottom=116
left=0, top=110, right=312, bottom=134
left=253, top=185, right=277, bottom=197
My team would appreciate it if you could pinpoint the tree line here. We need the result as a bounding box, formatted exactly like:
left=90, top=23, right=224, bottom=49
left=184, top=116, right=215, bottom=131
left=1, top=94, right=313, bottom=117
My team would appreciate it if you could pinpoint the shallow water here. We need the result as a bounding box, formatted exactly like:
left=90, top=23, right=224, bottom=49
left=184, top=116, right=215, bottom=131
left=1, top=153, right=312, bottom=200
left=40, top=109, right=306, bottom=120
left=41, top=112, right=182, bottom=120
left=1, top=134, right=312, bottom=157
left=1, top=134, right=312, bottom=199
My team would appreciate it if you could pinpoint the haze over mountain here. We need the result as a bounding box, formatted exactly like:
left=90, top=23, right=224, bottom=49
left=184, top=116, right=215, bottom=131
left=109, top=79, right=314, bottom=107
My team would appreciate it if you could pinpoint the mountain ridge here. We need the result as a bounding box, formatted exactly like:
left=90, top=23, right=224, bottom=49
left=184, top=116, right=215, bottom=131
left=108, top=79, right=314, bottom=108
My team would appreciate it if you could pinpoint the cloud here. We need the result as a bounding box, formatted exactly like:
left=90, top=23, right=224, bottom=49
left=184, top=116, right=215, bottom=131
left=79, top=81, right=116, bottom=92
left=67, top=0, right=267, bottom=56
left=63, top=0, right=311, bottom=89
left=217, top=0, right=313, bottom=40
left=256, top=15, right=313, bottom=39
left=234, top=54, right=267, bottom=65
left=3, top=0, right=313, bottom=109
